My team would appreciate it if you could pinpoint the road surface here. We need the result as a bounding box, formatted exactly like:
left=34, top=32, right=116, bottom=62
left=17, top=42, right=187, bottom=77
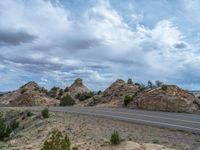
left=2, top=106, right=200, bottom=134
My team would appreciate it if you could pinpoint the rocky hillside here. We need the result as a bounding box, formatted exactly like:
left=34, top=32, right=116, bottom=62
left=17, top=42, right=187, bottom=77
left=48, top=78, right=92, bottom=103
left=0, top=82, right=58, bottom=106
left=128, top=85, right=200, bottom=113
left=85, top=79, right=141, bottom=107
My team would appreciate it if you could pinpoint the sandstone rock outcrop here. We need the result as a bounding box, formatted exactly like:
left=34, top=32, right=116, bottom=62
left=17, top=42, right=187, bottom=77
left=128, top=85, right=200, bottom=113
left=86, top=79, right=140, bottom=107
left=0, top=81, right=58, bottom=106
left=68, top=78, right=90, bottom=97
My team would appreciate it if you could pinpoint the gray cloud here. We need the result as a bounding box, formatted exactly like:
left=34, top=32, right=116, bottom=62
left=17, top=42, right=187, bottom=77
left=0, top=30, right=37, bottom=46
left=174, top=42, right=188, bottom=49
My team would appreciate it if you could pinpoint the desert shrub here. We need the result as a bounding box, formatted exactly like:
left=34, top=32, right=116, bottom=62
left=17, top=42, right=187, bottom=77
left=38, top=87, right=48, bottom=94
left=0, top=113, right=6, bottom=140
left=60, top=95, right=75, bottom=106
left=10, top=119, right=19, bottom=130
left=42, top=108, right=49, bottom=118
left=161, top=85, right=168, bottom=91
left=72, top=146, right=78, bottom=150
left=124, top=95, right=133, bottom=106
left=0, top=113, right=16, bottom=141
left=21, top=89, right=27, bottom=94
left=110, top=131, right=120, bottom=145
left=198, top=96, right=200, bottom=99
left=26, top=110, right=34, bottom=117
left=75, top=92, right=94, bottom=101
left=41, top=129, right=70, bottom=150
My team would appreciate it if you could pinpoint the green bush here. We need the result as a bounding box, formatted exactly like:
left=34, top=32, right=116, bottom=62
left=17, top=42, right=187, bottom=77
left=48, top=87, right=60, bottom=98
left=59, top=89, right=64, bottom=96
left=110, top=131, right=120, bottom=145
left=26, top=110, right=34, bottom=117
left=75, top=92, right=94, bottom=101
left=0, top=113, right=17, bottom=141
left=124, top=95, right=132, bottom=106
left=72, top=146, right=78, bottom=150
left=161, top=85, right=168, bottom=91
left=41, top=129, right=70, bottom=150
left=60, top=95, right=75, bottom=106
left=42, top=108, right=49, bottom=118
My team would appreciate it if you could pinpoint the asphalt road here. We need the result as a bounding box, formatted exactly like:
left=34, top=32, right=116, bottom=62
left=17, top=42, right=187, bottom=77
left=2, top=106, right=200, bottom=134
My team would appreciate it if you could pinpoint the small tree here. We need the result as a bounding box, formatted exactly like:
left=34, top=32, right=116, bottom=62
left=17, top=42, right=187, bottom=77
left=48, top=87, right=60, bottom=98
left=60, top=95, right=75, bottom=106
left=148, top=80, right=153, bottom=89
left=127, top=78, right=133, bottom=84
left=155, top=80, right=163, bottom=87
left=110, top=131, right=120, bottom=145
left=41, top=129, right=70, bottom=150
left=161, top=85, right=168, bottom=91
left=64, top=87, right=69, bottom=92
left=42, top=108, right=49, bottom=118
left=59, top=89, right=64, bottom=96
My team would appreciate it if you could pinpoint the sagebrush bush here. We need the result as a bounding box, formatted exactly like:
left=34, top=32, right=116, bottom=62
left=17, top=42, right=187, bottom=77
left=42, top=108, right=49, bottom=118
left=60, top=95, right=75, bottom=106
left=124, top=95, right=132, bottom=106
left=41, top=129, right=70, bottom=150
left=110, top=131, right=120, bottom=145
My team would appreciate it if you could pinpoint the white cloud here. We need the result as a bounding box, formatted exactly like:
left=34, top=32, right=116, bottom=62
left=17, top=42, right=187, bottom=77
left=0, top=0, right=200, bottom=90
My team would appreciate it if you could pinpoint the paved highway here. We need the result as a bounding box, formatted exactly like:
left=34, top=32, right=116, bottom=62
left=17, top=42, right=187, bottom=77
left=21, top=106, right=200, bottom=134
left=2, top=106, right=200, bottom=134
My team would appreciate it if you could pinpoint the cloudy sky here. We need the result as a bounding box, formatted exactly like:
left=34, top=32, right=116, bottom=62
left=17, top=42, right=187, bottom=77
left=0, top=0, right=200, bottom=91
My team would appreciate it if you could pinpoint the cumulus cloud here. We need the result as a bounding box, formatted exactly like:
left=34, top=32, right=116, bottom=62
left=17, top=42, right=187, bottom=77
left=0, top=0, right=200, bottom=91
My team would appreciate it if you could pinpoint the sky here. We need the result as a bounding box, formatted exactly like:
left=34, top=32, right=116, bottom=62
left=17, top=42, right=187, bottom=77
left=0, top=0, right=200, bottom=91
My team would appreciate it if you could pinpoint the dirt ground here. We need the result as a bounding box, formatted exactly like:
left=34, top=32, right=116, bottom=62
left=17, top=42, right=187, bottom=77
left=0, top=108, right=200, bottom=150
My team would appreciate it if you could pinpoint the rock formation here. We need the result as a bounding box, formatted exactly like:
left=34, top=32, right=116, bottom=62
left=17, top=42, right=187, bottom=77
left=68, top=78, right=90, bottom=97
left=0, top=81, right=59, bottom=106
left=86, top=79, right=140, bottom=107
left=128, top=85, right=200, bottom=113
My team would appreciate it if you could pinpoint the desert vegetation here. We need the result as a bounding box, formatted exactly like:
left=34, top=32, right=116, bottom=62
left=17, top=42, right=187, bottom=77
left=110, top=131, right=120, bottom=145
left=60, top=95, right=76, bottom=106
left=41, top=108, right=49, bottom=118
